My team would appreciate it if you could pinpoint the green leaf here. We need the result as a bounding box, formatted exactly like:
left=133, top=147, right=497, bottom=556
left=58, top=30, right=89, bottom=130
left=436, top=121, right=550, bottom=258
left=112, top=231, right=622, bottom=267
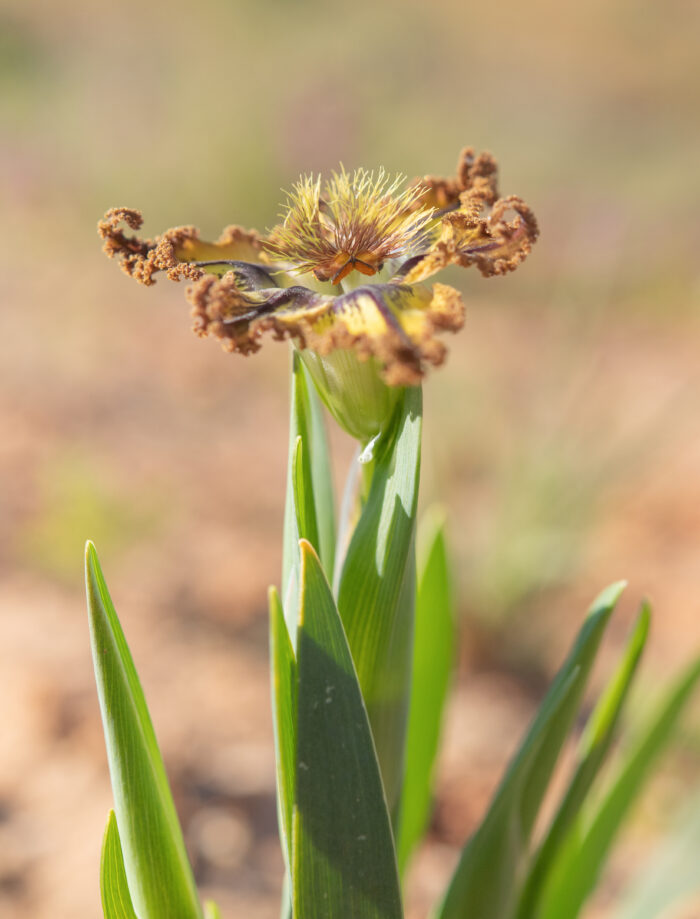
left=292, top=540, right=402, bottom=919
left=86, top=542, right=202, bottom=919
left=337, top=385, right=422, bottom=813
left=306, top=359, right=336, bottom=572
left=397, top=508, right=454, bottom=874
left=282, top=351, right=335, bottom=642
left=203, top=902, right=222, bottom=919
left=538, top=651, right=700, bottom=919
left=269, top=585, right=297, bottom=870
left=100, top=810, right=138, bottom=919
left=436, top=581, right=626, bottom=919
left=516, top=603, right=650, bottom=919
left=292, top=436, right=320, bottom=553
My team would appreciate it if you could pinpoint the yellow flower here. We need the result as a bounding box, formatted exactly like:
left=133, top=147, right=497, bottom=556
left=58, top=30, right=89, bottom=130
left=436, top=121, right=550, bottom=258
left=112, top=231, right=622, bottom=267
left=98, top=146, right=538, bottom=389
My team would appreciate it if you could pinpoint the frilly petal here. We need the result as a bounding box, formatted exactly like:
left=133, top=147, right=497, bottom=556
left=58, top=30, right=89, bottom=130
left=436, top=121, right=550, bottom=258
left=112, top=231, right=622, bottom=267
left=399, top=193, right=539, bottom=283
left=410, top=146, right=500, bottom=212
left=187, top=273, right=465, bottom=385
left=98, top=208, right=265, bottom=286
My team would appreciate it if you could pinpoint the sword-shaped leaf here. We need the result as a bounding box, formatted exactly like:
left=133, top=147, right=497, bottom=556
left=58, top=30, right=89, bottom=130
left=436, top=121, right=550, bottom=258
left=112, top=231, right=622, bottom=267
left=538, top=651, right=700, bottom=919
left=100, top=810, right=138, bottom=919
left=516, top=603, right=650, bottom=919
left=292, top=540, right=402, bottom=919
left=397, top=508, right=454, bottom=874
left=269, top=585, right=297, bottom=870
left=337, top=385, right=422, bottom=814
left=86, top=542, right=202, bottom=919
left=282, top=351, right=335, bottom=643
left=436, top=581, right=626, bottom=919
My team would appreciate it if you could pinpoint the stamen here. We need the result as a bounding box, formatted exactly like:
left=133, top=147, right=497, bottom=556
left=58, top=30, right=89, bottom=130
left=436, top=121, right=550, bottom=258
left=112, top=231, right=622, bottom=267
left=331, top=260, right=355, bottom=284
left=265, top=168, right=434, bottom=283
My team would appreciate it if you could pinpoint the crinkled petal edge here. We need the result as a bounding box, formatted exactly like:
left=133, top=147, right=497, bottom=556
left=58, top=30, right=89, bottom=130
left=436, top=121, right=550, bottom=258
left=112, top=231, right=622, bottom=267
left=98, top=207, right=265, bottom=286
left=187, top=274, right=465, bottom=386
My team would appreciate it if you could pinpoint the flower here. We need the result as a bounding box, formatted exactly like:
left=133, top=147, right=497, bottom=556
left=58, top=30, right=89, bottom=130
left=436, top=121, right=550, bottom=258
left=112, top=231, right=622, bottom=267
left=99, top=146, right=538, bottom=390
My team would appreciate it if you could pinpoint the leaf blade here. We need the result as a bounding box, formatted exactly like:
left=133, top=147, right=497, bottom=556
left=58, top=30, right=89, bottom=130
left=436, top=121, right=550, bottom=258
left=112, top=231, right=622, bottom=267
left=397, top=508, right=454, bottom=874
left=337, top=385, right=422, bottom=814
left=436, top=581, right=626, bottom=919
left=269, top=585, right=297, bottom=871
left=292, top=540, right=402, bottom=919
left=516, top=603, right=650, bottom=919
left=292, top=435, right=320, bottom=552
left=100, top=810, right=139, bottom=919
left=282, top=351, right=335, bottom=642
left=86, top=542, right=202, bottom=919
left=538, top=650, right=700, bottom=919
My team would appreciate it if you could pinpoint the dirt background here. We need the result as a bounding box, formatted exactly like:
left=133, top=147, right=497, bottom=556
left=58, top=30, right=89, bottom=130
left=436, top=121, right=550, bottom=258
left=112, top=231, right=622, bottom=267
left=1, top=0, right=699, bottom=916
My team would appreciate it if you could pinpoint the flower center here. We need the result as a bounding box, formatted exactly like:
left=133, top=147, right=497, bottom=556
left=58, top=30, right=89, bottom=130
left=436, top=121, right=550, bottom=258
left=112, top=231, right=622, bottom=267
left=265, top=168, right=434, bottom=284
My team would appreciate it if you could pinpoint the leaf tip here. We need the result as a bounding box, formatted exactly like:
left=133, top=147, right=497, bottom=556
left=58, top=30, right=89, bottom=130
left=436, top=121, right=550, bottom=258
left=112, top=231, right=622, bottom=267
left=592, top=579, right=628, bottom=614
left=85, top=541, right=104, bottom=611
left=268, top=585, right=284, bottom=623
left=637, top=599, right=653, bottom=631
left=85, top=539, right=98, bottom=568
left=298, top=537, right=317, bottom=561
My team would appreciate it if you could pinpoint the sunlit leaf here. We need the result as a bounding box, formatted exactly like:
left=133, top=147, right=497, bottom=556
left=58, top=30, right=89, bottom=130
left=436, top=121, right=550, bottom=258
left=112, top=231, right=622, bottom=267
left=292, top=540, right=402, bottom=919
left=337, top=385, right=422, bottom=814
left=436, top=581, right=626, bottom=919
left=86, top=542, right=202, bottom=919
left=538, top=651, right=700, bottom=919
left=516, top=602, right=650, bottom=919
left=397, top=508, right=454, bottom=874
left=100, top=810, right=138, bottom=919
left=269, top=585, right=297, bottom=870
left=282, top=351, right=335, bottom=643
left=292, top=436, right=320, bottom=553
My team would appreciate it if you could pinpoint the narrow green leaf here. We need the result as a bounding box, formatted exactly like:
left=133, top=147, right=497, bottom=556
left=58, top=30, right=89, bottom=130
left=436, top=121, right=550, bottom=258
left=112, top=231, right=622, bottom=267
left=516, top=603, right=650, bottom=919
left=436, top=668, right=581, bottom=919
left=305, top=357, right=336, bottom=572
left=398, top=508, right=454, bottom=874
left=436, top=581, right=626, bottom=919
left=538, top=651, right=700, bottom=919
left=269, top=585, right=297, bottom=870
left=292, top=436, right=320, bottom=552
left=100, top=810, right=138, bottom=919
left=293, top=540, right=402, bottom=919
left=518, top=581, right=627, bottom=835
left=86, top=542, right=202, bottom=919
left=337, top=385, right=422, bottom=813
left=282, top=351, right=335, bottom=642
left=203, top=903, right=222, bottom=919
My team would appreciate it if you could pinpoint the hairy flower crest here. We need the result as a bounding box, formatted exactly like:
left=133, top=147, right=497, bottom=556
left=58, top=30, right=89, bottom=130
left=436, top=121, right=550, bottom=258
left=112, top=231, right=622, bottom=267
left=98, top=145, right=539, bottom=389
left=265, top=168, right=434, bottom=283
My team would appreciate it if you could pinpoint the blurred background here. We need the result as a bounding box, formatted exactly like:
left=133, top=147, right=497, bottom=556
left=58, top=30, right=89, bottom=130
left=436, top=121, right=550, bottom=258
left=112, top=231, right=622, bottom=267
left=1, top=0, right=699, bottom=916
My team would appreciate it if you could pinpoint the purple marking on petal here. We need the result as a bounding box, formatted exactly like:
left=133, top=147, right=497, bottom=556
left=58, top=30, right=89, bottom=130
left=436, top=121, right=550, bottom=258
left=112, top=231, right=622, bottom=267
left=220, top=286, right=321, bottom=325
